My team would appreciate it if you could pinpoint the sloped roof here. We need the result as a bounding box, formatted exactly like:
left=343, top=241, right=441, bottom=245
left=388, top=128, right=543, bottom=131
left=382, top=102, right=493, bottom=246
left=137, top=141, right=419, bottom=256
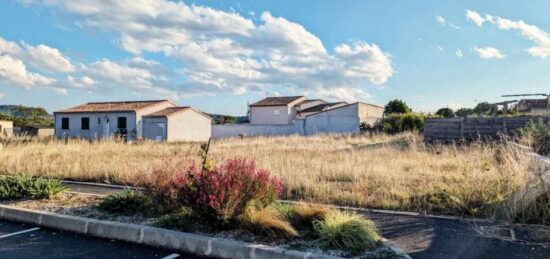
left=143, top=107, right=212, bottom=120
left=55, top=100, right=172, bottom=113
left=249, top=96, right=304, bottom=107
left=294, top=99, right=324, bottom=106
left=143, top=107, right=191, bottom=117
left=299, top=102, right=347, bottom=113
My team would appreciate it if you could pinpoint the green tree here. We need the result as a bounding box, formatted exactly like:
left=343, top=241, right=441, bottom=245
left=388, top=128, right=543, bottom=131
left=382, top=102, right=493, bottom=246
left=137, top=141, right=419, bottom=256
left=435, top=108, right=455, bottom=118
left=384, top=99, right=411, bottom=115
left=455, top=108, right=474, bottom=117
left=473, top=102, right=498, bottom=116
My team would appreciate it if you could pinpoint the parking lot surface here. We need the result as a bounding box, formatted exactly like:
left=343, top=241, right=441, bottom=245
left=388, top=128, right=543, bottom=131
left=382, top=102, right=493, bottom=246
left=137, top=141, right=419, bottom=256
left=0, top=220, right=204, bottom=259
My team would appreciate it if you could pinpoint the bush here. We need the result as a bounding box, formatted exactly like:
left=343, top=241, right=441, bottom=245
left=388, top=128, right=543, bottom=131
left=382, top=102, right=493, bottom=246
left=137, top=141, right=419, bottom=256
left=313, top=210, right=380, bottom=254
left=0, top=175, right=66, bottom=200
left=98, top=189, right=153, bottom=216
left=520, top=119, right=550, bottom=155
left=381, top=113, right=424, bottom=133
left=240, top=207, right=299, bottom=238
left=139, top=164, right=189, bottom=214
left=177, top=158, right=283, bottom=225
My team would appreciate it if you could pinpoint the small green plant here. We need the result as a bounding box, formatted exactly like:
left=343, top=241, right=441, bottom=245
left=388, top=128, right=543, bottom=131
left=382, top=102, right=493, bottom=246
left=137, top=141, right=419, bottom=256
left=313, top=210, right=380, bottom=254
left=97, top=189, right=153, bottom=216
left=0, top=175, right=67, bottom=200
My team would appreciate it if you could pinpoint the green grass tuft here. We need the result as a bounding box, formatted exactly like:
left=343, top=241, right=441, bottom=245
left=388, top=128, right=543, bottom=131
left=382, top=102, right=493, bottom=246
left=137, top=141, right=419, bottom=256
left=97, top=189, right=153, bottom=216
left=314, top=210, right=381, bottom=254
left=0, top=175, right=67, bottom=200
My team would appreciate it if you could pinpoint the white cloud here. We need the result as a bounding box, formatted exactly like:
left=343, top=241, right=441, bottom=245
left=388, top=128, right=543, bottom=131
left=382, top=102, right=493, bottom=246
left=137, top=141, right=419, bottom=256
left=437, top=46, right=444, bottom=51
left=494, top=17, right=550, bottom=58
left=0, top=92, right=4, bottom=99
left=0, top=54, right=55, bottom=88
left=0, top=37, right=74, bottom=73
left=455, top=48, right=463, bottom=58
left=473, top=46, right=505, bottom=59
left=77, top=58, right=185, bottom=99
left=466, top=10, right=550, bottom=58
left=449, top=23, right=461, bottom=30
left=23, top=42, right=75, bottom=72
left=25, top=0, right=394, bottom=100
left=436, top=16, right=446, bottom=26
left=466, top=9, right=486, bottom=27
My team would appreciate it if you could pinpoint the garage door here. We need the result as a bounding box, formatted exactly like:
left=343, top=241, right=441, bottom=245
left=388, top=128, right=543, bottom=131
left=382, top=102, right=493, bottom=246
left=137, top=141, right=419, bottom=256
left=143, top=121, right=166, bottom=141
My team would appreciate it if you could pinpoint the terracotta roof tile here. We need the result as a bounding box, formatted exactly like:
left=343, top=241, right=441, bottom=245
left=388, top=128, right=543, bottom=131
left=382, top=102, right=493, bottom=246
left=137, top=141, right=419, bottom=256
left=249, top=96, right=304, bottom=107
left=55, top=100, right=171, bottom=113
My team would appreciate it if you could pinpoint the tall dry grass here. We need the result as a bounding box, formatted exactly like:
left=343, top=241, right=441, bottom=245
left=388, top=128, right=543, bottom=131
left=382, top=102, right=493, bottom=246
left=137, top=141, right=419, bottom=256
left=0, top=132, right=541, bottom=220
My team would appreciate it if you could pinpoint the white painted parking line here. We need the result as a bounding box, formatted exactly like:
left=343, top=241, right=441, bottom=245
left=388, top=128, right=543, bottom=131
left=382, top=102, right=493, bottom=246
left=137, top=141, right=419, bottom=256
left=0, top=227, right=40, bottom=239
left=161, top=253, right=180, bottom=259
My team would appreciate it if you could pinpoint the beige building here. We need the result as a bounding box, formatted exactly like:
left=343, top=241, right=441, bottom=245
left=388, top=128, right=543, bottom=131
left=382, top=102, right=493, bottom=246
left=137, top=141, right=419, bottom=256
left=54, top=100, right=211, bottom=142
left=0, top=120, right=14, bottom=137
left=249, top=96, right=307, bottom=125
left=517, top=97, right=549, bottom=116
left=142, top=107, right=211, bottom=142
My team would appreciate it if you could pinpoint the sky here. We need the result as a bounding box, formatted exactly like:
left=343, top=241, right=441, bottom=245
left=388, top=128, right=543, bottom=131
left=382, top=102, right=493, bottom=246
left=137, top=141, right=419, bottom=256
left=0, top=0, right=549, bottom=115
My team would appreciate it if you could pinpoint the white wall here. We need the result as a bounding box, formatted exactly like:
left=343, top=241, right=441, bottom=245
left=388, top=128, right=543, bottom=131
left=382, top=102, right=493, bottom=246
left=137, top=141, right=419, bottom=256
left=167, top=110, right=211, bottom=142
left=54, top=112, right=136, bottom=139
left=304, top=104, right=361, bottom=135
left=249, top=106, right=292, bottom=125
left=213, top=102, right=384, bottom=139
left=357, top=103, right=384, bottom=126
left=212, top=123, right=301, bottom=139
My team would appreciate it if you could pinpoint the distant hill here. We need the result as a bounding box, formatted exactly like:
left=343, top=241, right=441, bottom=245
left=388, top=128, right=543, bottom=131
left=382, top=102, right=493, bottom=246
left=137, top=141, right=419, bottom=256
left=0, top=105, right=53, bottom=127
left=208, top=114, right=249, bottom=124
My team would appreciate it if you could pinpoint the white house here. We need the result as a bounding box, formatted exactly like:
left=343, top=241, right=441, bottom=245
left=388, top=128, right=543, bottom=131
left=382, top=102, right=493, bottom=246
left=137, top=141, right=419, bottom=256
left=212, top=96, right=384, bottom=138
left=0, top=120, right=13, bottom=137
left=142, top=107, right=211, bottom=142
left=517, top=97, right=549, bottom=116
left=304, top=102, right=384, bottom=135
left=54, top=100, right=211, bottom=142
left=248, top=96, right=307, bottom=125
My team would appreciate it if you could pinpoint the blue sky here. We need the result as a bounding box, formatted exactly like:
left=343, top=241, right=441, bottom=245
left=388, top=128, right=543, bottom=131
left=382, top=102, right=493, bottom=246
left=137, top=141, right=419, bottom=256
left=0, top=0, right=549, bottom=115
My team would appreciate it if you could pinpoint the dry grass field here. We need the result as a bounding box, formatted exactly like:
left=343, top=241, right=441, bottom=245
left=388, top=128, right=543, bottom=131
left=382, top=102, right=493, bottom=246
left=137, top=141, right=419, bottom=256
left=0, top=133, right=540, bottom=220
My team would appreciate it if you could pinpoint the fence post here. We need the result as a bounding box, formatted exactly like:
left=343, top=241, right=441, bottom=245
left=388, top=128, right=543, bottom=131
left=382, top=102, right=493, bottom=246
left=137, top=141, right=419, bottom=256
left=460, top=117, right=464, bottom=139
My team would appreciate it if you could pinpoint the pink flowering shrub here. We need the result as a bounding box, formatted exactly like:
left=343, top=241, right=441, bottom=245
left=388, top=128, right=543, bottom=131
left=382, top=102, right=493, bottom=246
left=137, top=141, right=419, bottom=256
left=177, top=158, right=283, bottom=224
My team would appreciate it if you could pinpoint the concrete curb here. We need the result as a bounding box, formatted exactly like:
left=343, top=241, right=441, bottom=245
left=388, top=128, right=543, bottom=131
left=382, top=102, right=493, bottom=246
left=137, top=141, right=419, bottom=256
left=0, top=205, right=409, bottom=259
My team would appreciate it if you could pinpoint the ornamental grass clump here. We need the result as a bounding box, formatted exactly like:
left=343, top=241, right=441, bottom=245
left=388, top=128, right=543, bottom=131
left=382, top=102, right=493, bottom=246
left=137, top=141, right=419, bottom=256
left=314, top=210, right=381, bottom=254
left=177, top=158, right=283, bottom=225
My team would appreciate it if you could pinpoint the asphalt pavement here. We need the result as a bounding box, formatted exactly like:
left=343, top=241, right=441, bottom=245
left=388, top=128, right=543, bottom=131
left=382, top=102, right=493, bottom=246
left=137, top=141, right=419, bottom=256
left=0, top=220, right=204, bottom=259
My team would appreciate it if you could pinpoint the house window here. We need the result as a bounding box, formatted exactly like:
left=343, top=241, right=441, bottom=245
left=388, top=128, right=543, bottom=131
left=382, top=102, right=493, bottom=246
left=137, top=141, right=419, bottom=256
left=273, top=109, right=280, bottom=116
left=97, top=118, right=101, bottom=125
left=61, top=118, right=69, bottom=130
left=117, top=117, right=127, bottom=129
left=81, top=117, right=90, bottom=130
